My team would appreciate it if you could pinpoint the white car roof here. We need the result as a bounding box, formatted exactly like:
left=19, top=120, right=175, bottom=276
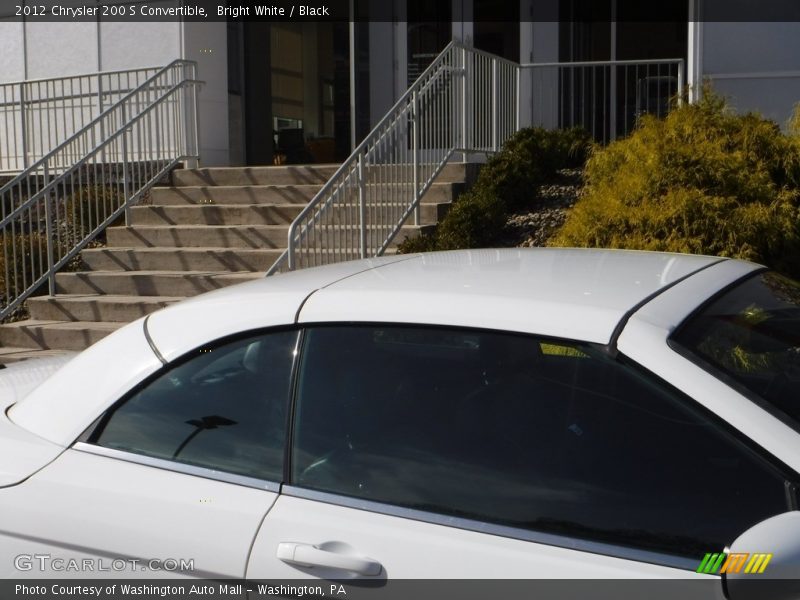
left=10, top=248, right=747, bottom=446
left=298, top=248, right=726, bottom=343
left=147, top=248, right=728, bottom=353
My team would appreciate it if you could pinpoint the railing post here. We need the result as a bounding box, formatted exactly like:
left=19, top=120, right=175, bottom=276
left=287, top=224, right=296, bottom=271
left=412, top=89, right=420, bottom=227
left=43, top=162, right=55, bottom=296
left=515, top=65, right=521, bottom=133
left=461, top=46, right=468, bottom=159
left=677, top=59, right=685, bottom=106
left=98, top=74, right=107, bottom=166
left=610, top=63, right=618, bottom=142
left=357, top=151, right=367, bottom=258
left=121, top=104, right=131, bottom=226
left=19, top=84, right=29, bottom=170
left=492, top=58, right=499, bottom=152
left=192, top=65, right=201, bottom=167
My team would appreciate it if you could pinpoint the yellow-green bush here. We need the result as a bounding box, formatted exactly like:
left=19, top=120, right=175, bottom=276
left=550, top=93, right=800, bottom=277
left=399, top=127, right=592, bottom=253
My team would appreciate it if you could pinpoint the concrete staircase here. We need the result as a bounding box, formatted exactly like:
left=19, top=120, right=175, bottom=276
left=0, top=162, right=472, bottom=363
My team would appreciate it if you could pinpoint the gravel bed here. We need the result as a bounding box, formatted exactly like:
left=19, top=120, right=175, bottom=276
left=501, top=168, right=584, bottom=247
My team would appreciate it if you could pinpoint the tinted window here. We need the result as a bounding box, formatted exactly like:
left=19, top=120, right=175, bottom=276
left=672, top=271, right=800, bottom=427
left=91, top=330, right=298, bottom=481
left=293, top=326, right=790, bottom=557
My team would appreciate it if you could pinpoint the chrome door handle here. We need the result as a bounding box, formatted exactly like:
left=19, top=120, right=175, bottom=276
left=276, top=542, right=382, bottom=576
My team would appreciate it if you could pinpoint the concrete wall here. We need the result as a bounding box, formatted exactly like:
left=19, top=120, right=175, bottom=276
left=523, top=0, right=560, bottom=130
left=698, top=14, right=800, bottom=126
left=0, top=19, right=26, bottom=82
left=182, top=20, right=229, bottom=167
left=0, top=3, right=230, bottom=167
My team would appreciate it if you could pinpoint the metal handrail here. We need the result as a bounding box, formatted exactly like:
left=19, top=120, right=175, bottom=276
left=521, top=57, right=684, bottom=143
left=0, top=64, right=174, bottom=173
left=267, top=41, right=520, bottom=274
left=0, top=64, right=172, bottom=88
left=266, top=45, right=686, bottom=275
left=519, top=58, right=684, bottom=68
left=0, top=60, right=195, bottom=197
left=0, top=61, right=201, bottom=320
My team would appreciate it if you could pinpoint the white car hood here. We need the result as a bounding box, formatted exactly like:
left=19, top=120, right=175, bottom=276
left=0, top=355, right=74, bottom=487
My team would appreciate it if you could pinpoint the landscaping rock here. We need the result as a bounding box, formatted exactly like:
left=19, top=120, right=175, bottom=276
left=502, top=168, right=584, bottom=247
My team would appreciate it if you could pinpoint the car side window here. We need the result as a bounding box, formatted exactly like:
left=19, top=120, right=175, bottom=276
left=292, top=325, right=792, bottom=558
left=89, top=329, right=298, bottom=482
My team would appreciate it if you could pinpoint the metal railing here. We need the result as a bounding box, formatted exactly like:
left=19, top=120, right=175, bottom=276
left=0, top=66, right=166, bottom=173
left=0, top=60, right=200, bottom=321
left=520, top=58, right=684, bottom=144
left=267, top=44, right=683, bottom=275
left=267, top=42, right=519, bottom=274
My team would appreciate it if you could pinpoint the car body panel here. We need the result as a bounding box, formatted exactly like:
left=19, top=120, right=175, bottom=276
left=1, top=249, right=796, bottom=584
left=247, top=493, right=719, bottom=586
left=144, top=255, right=416, bottom=363
left=298, top=249, right=723, bottom=343
left=0, top=356, right=75, bottom=487
left=618, top=259, right=800, bottom=472
left=0, top=447, right=279, bottom=579
left=8, top=319, right=163, bottom=447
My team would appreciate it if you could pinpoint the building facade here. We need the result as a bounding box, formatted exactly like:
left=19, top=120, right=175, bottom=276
left=1, top=0, right=799, bottom=170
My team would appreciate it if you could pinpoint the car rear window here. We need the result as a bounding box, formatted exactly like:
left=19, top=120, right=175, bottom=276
left=671, top=271, right=800, bottom=427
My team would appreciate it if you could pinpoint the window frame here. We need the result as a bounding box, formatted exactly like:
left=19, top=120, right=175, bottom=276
left=73, top=320, right=799, bottom=570
left=76, top=325, right=303, bottom=491
left=285, top=322, right=799, bottom=570
left=668, top=268, right=800, bottom=435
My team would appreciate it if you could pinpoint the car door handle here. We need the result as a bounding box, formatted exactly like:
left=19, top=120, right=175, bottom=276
left=276, top=542, right=382, bottom=576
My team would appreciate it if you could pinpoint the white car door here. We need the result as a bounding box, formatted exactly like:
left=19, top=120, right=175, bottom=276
left=247, top=324, right=794, bottom=586
left=0, top=449, right=278, bottom=579
left=0, top=329, right=300, bottom=579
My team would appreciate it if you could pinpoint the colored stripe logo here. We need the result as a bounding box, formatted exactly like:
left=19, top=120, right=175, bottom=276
left=697, top=552, right=772, bottom=574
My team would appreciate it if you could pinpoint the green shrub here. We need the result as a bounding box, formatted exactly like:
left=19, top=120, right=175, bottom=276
left=1, top=184, right=124, bottom=315
left=0, top=231, right=49, bottom=305
left=398, top=127, right=592, bottom=253
left=397, top=231, right=436, bottom=253
left=550, top=93, right=800, bottom=278
left=435, top=190, right=507, bottom=250
left=61, top=184, right=124, bottom=247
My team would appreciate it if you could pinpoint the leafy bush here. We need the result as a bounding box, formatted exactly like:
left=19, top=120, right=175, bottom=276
left=399, top=127, right=592, bottom=252
left=550, top=93, right=800, bottom=277
left=61, top=184, right=124, bottom=246
left=1, top=184, right=123, bottom=316
left=0, top=231, right=49, bottom=318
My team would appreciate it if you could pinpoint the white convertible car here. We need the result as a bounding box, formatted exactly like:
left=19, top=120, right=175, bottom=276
left=0, top=249, right=798, bottom=594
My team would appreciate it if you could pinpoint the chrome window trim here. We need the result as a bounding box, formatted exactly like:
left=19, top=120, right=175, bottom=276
left=281, top=485, right=701, bottom=573
left=73, top=441, right=281, bottom=493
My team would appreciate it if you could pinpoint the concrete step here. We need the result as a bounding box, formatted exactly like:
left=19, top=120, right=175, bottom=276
left=55, top=271, right=261, bottom=297
left=129, top=202, right=449, bottom=227
left=168, top=162, right=476, bottom=187
left=0, top=320, right=123, bottom=351
left=28, top=294, right=183, bottom=323
left=131, top=204, right=304, bottom=226
left=150, top=184, right=323, bottom=206
left=0, top=347, right=75, bottom=364
left=107, top=224, right=433, bottom=249
left=81, top=247, right=283, bottom=272
left=170, top=165, right=340, bottom=186
left=148, top=181, right=463, bottom=207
